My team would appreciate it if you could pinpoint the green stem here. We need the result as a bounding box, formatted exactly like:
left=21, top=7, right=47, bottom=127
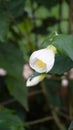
left=41, top=81, right=66, bottom=130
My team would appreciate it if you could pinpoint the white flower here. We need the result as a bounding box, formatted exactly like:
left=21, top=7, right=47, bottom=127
left=29, top=45, right=57, bottom=73
left=26, top=74, right=46, bottom=87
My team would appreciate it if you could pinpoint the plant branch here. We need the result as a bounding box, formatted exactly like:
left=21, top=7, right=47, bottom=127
left=41, top=81, right=66, bottom=130
left=25, top=116, right=53, bottom=126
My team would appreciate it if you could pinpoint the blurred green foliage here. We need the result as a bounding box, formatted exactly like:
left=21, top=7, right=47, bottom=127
left=0, top=0, right=73, bottom=130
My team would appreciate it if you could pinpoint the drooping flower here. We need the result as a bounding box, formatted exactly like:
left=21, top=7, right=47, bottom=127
left=29, top=45, right=57, bottom=73
left=26, top=74, right=46, bottom=87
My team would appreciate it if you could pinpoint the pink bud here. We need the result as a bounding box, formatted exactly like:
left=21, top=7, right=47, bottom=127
left=23, top=64, right=33, bottom=80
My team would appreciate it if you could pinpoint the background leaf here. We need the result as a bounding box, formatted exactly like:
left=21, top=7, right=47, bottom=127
left=52, top=35, right=73, bottom=61
left=0, top=108, right=25, bottom=130
left=6, top=76, right=28, bottom=109
left=0, top=42, right=28, bottom=109
left=0, top=42, right=24, bottom=79
left=50, top=54, right=73, bottom=75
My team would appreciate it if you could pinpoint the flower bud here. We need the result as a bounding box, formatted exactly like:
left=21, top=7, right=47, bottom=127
left=26, top=74, right=46, bottom=87
left=0, top=68, right=7, bottom=76
left=23, top=64, right=33, bottom=80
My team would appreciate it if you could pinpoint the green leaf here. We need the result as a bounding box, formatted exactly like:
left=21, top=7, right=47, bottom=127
left=0, top=123, right=10, bottom=130
left=0, top=21, right=9, bottom=41
left=5, top=0, right=25, bottom=18
left=60, top=21, right=68, bottom=34
left=52, top=34, right=73, bottom=61
left=34, top=6, right=49, bottom=19
left=50, top=55, right=73, bottom=75
left=0, top=108, right=25, bottom=130
left=0, top=0, right=25, bottom=41
left=0, top=0, right=25, bottom=18
left=0, top=42, right=24, bottom=79
left=61, top=1, right=69, bottom=19
left=0, top=4, right=10, bottom=41
left=32, top=0, right=58, bottom=9
left=0, top=42, right=28, bottom=109
left=51, top=4, right=59, bottom=18
left=68, top=121, right=73, bottom=130
left=41, top=31, right=58, bottom=48
left=6, top=76, right=28, bottom=109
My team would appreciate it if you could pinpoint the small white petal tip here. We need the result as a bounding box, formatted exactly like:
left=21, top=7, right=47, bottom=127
left=26, top=74, right=46, bottom=87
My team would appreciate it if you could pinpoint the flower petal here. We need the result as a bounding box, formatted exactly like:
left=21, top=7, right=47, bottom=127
left=26, top=74, right=46, bottom=87
left=29, top=48, right=55, bottom=73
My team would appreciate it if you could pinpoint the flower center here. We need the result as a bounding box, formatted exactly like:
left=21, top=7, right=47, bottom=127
left=37, top=60, right=45, bottom=68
